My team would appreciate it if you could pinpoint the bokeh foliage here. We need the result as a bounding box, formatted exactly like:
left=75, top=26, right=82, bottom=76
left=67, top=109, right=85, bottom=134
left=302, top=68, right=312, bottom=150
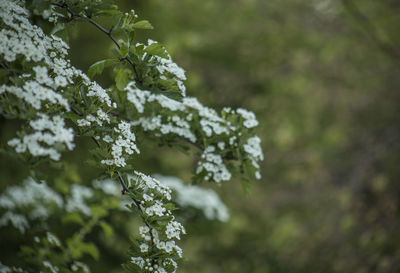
left=134, top=0, right=400, bottom=272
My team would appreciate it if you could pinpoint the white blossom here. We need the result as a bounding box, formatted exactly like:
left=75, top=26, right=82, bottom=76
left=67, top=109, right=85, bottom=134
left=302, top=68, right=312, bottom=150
left=43, top=261, right=59, bottom=273
left=243, top=136, right=264, bottom=179
left=125, top=82, right=263, bottom=182
left=0, top=177, right=63, bottom=233
left=129, top=172, right=184, bottom=262
left=8, top=114, right=75, bottom=160
left=0, top=0, right=118, bottom=162
left=197, top=146, right=231, bottom=183
left=65, top=185, right=94, bottom=216
left=131, top=257, right=145, bottom=269
left=155, top=175, right=230, bottom=222
left=101, top=121, right=140, bottom=167
left=140, top=243, right=149, bottom=253
left=0, top=212, right=29, bottom=233
left=46, top=232, right=61, bottom=247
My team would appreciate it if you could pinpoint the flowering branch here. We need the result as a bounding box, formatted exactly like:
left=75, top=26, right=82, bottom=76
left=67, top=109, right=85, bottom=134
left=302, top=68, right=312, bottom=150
left=52, top=1, right=142, bottom=83
left=0, top=0, right=262, bottom=272
left=52, top=2, right=120, bottom=48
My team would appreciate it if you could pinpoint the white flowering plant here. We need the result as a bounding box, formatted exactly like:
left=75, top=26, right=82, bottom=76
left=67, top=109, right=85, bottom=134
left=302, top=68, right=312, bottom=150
left=0, top=0, right=263, bottom=272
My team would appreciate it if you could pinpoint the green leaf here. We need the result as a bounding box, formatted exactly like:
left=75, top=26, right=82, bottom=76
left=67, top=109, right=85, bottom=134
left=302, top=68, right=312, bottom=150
left=99, top=221, right=114, bottom=237
left=49, top=161, right=63, bottom=169
left=120, top=40, right=129, bottom=58
left=127, top=239, right=141, bottom=256
left=19, top=246, right=35, bottom=256
left=115, top=68, right=130, bottom=91
left=111, top=47, right=121, bottom=58
left=96, top=9, right=120, bottom=16
left=122, top=262, right=142, bottom=273
left=62, top=212, right=84, bottom=225
left=103, top=198, right=122, bottom=209
left=81, top=242, right=100, bottom=260
left=164, top=202, right=177, bottom=211
left=91, top=205, right=108, bottom=218
left=51, top=23, right=66, bottom=35
left=145, top=42, right=169, bottom=59
left=88, top=59, right=117, bottom=78
left=0, top=69, right=9, bottom=82
left=240, top=177, right=252, bottom=195
left=29, top=169, right=47, bottom=182
left=133, top=20, right=154, bottom=30
left=68, top=239, right=99, bottom=260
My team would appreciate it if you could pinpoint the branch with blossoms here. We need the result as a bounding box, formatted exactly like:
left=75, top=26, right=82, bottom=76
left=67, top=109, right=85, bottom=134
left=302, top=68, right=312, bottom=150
left=51, top=1, right=143, bottom=83
left=0, top=0, right=263, bottom=272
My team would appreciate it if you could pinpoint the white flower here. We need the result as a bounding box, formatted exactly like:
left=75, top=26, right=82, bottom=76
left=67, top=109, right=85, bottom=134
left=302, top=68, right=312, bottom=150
left=140, top=243, right=149, bottom=253
left=65, top=185, right=93, bottom=216
left=131, top=257, right=145, bottom=268
left=46, top=232, right=61, bottom=247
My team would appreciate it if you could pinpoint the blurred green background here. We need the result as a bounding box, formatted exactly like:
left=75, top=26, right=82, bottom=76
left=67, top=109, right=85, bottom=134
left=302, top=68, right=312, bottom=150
left=2, top=0, right=400, bottom=272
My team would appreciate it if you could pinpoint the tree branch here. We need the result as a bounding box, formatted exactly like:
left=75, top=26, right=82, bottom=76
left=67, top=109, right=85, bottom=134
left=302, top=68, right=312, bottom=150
left=70, top=100, right=155, bottom=251
left=52, top=2, right=142, bottom=82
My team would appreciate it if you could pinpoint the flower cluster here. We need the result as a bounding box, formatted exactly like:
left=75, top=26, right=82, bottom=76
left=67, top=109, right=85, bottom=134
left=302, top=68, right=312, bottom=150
left=237, top=108, right=259, bottom=128
left=0, top=173, right=227, bottom=234
left=65, top=184, right=94, bottom=216
left=131, top=115, right=197, bottom=143
left=0, top=1, right=263, bottom=273
left=77, top=108, right=111, bottom=127
left=0, top=177, right=63, bottom=233
left=130, top=257, right=177, bottom=273
left=0, top=0, right=116, bottom=162
left=196, top=145, right=232, bottom=182
left=0, top=176, right=133, bottom=234
left=8, top=114, right=75, bottom=160
left=154, top=175, right=230, bottom=222
left=31, top=229, right=91, bottom=273
left=138, top=39, right=187, bottom=97
left=128, top=172, right=185, bottom=273
left=100, top=121, right=140, bottom=167
left=0, top=75, right=69, bottom=110
left=0, top=261, right=27, bottom=273
left=243, top=136, right=264, bottom=179
left=125, top=82, right=263, bottom=182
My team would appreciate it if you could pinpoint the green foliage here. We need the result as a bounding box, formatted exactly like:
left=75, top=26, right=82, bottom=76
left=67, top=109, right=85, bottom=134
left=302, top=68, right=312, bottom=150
left=115, top=68, right=131, bottom=91
left=5, top=0, right=400, bottom=272
left=88, top=59, right=118, bottom=78
left=133, top=20, right=154, bottom=30
left=134, top=0, right=400, bottom=272
left=144, top=43, right=168, bottom=59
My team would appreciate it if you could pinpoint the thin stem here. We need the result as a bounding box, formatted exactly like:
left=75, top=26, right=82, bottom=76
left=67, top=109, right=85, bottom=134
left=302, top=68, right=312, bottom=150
left=116, top=172, right=155, bottom=249
left=69, top=97, right=155, bottom=250
left=117, top=171, right=130, bottom=194
left=53, top=2, right=120, bottom=49
left=70, top=106, right=83, bottom=117
left=121, top=57, right=141, bottom=82
left=52, top=2, right=142, bottom=82
left=87, top=19, right=120, bottom=49
left=55, top=2, right=158, bottom=255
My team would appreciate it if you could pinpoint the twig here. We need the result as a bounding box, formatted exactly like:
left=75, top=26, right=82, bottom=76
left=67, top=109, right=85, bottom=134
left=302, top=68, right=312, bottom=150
left=52, top=2, right=120, bottom=49
left=69, top=87, right=155, bottom=249
left=117, top=171, right=130, bottom=194
left=70, top=105, right=83, bottom=117
left=52, top=2, right=142, bottom=82
left=116, top=172, right=155, bottom=249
